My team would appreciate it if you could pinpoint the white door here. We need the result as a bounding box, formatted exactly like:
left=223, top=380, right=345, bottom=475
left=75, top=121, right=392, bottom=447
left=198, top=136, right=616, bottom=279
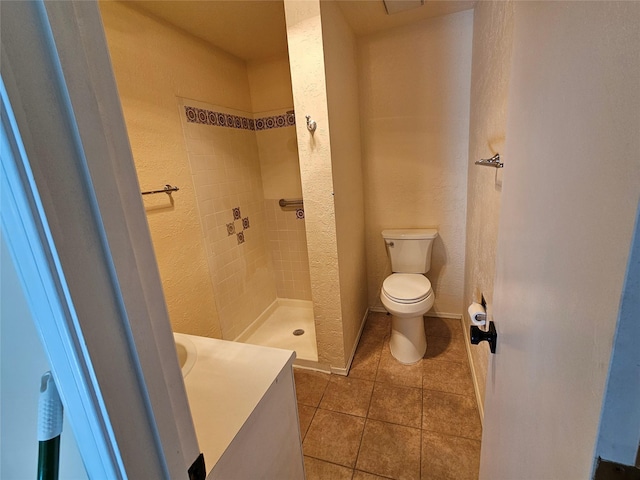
left=480, top=2, right=640, bottom=479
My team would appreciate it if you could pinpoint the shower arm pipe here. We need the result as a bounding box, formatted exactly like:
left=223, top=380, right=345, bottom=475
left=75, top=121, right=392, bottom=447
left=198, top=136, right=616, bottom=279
left=278, top=198, right=303, bottom=208
left=141, top=184, right=180, bottom=196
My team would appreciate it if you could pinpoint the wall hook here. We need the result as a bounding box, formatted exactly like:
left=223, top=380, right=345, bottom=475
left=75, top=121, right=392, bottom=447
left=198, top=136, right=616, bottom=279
left=305, top=115, right=317, bottom=134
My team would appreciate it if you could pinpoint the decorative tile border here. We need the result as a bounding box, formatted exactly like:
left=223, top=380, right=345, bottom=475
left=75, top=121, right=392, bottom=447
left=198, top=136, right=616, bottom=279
left=255, top=111, right=295, bottom=130
left=185, top=106, right=295, bottom=131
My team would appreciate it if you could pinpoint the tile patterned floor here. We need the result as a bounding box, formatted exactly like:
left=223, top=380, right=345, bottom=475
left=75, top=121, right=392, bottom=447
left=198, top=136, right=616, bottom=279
left=294, top=312, right=482, bottom=480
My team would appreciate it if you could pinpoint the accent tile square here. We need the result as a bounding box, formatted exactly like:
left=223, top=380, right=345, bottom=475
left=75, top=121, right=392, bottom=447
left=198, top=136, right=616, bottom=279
left=232, top=207, right=241, bottom=220
left=236, top=232, right=245, bottom=244
left=242, top=217, right=250, bottom=229
left=303, top=409, right=365, bottom=468
left=355, top=419, right=421, bottom=480
left=226, top=222, right=235, bottom=236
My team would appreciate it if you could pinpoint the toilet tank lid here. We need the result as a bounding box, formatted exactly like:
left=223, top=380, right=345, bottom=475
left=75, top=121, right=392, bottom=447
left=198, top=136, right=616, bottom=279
left=382, top=229, right=438, bottom=240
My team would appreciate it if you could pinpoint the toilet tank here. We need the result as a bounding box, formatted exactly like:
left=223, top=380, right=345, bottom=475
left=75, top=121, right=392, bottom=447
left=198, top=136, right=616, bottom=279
left=382, top=229, right=438, bottom=273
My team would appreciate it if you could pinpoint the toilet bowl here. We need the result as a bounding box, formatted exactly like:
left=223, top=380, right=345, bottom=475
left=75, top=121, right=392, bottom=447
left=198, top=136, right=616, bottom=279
left=380, top=228, right=438, bottom=364
left=380, top=273, right=434, bottom=364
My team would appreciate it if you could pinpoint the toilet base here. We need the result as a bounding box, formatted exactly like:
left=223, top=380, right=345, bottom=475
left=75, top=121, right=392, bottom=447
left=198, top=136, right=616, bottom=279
left=389, top=314, right=427, bottom=365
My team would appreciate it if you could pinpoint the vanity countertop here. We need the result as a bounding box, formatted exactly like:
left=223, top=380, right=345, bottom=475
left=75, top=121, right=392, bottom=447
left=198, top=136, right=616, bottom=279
left=175, top=333, right=296, bottom=470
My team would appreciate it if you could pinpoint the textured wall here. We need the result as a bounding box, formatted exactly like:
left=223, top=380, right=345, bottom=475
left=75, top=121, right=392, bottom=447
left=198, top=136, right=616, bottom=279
left=247, top=56, right=294, bottom=114
left=320, top=0, right=369, bottom=364
left=284, top=0, right=345, bottom=367
left=100, top=1, right=258, bottom=337
left=248, top=56, right=303, bottom=201
left=358, top=11, right=473, bottom=316
left=463, top=1, right=514, bottom=418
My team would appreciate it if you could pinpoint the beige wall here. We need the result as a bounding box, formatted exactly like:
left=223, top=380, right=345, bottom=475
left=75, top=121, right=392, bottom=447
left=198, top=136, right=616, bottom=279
left=100, top=1, right=259, bottom=338
left=248, top=56, right=303, bottom=201
left=284, top=0, right=345, bottom=368
left=320, top=0, right=369, bottom=365
left=358, top=10, right=473, bottom=316
left=463, top=1, right=514, bottom=418
left=248, top=56, right=294, bottom=114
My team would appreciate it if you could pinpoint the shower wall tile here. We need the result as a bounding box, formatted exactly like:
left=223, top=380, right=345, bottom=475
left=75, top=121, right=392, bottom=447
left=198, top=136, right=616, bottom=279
left=264, top=199, right=312, bottom=301
left=180, top=98, right=277, bottom=340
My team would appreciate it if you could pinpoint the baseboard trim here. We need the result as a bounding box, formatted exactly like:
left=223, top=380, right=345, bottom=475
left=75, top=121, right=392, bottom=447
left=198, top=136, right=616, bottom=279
left=293, top=359, right=331, bottom=374
left=331, top=307, right=370, bottom=376
left=462, top=317, right=485, bottom=426
left=369, top=306, right=462, bottom=320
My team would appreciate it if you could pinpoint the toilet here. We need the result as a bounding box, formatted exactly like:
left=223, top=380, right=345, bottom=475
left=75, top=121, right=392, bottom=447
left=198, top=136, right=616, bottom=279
left=380, top=229, right=438, bottom=364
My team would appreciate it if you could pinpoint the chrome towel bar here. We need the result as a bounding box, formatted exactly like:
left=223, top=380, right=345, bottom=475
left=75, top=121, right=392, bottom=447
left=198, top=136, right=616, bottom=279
left=141, top=184, right=180, bottom=195
left=475, top=153, right=503, bottom=168
left=279, top=198, right=303, bottom=208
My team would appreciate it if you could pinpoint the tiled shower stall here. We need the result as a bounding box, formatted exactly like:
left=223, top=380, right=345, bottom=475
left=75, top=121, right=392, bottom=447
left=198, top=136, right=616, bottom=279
left=180, top=98, right=313, bottom=342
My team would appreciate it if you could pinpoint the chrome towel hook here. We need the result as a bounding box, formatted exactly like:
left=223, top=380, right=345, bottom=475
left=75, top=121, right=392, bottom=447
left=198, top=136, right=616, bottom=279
left=305, top=115, right=317, bottom=134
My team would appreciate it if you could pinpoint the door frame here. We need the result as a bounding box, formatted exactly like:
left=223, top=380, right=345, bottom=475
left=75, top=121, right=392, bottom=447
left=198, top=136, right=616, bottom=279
left=1, top=1, right=200, bottom=477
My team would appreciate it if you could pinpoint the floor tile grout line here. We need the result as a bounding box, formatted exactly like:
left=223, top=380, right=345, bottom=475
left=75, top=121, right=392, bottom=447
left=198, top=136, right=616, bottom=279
left=301, top=404, right=318, bottom=443
left=422, top=387, right=478, bottom=399
left=351, top=324, right=385, bottom=477
left=302, top=452, right=355, bottom=471
left=420, top=365, right=425, bottom=480
left=421, top=427, right=482, bottom=443
left=353, top=464, right=397, bottom=480
left=419, top=426, right=423, bottom=480
left=352, top=417, right=368, bottom=474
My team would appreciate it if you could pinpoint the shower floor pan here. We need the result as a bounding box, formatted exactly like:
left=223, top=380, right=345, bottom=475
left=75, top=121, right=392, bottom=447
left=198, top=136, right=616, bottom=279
left=235, top=299, right=318, bottom=363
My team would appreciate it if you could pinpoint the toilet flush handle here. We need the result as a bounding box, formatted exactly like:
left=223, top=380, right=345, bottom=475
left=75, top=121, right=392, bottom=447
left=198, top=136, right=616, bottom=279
left=385, top=240, right=394, bottom=247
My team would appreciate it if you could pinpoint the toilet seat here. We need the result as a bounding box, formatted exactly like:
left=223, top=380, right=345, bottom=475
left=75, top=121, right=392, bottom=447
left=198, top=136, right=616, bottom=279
left=382, top=274, right=432, bottom=304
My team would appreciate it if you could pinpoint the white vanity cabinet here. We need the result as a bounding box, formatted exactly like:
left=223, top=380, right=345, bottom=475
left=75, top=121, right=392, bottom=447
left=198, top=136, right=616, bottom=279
left=175, top=334, right=304, bottom=479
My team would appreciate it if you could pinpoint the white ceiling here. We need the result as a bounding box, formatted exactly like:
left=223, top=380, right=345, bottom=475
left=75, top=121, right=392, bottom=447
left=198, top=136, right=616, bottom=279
left=337, top=0, right=475, bottom=36
left=126, top=0, right=476, bottom=62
